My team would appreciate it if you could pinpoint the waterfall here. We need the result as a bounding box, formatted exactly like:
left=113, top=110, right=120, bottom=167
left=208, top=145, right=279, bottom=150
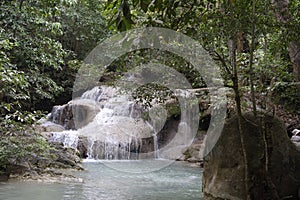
left=43, top=85, right=197, bottom=161
left=45, top=85, right=152, bottom=160
left=146, top=121, right=160, bottom=159
left=153, top=134, right=159, bottom=159
left=50, top=130, right=79, bottom=148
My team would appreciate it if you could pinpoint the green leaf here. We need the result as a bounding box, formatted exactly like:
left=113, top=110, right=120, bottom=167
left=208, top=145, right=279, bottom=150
left=3, top=103, right=11, bottom=112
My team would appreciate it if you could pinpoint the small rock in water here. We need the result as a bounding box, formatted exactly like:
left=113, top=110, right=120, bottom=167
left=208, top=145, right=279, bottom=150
left=291, top=129, right=300, bottom=143
left=291, top=135, right=300, bottom=142
left=292, top=129, right=300, bottom=136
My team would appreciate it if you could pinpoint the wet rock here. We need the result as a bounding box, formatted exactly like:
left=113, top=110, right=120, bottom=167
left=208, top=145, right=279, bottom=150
left=48, top=100, right=100, bottom=130
left=37, top=122, right=65, bottom=132
left=50, top=147, right=81, bottom=167
left=203, top=112, right=300, bottom=200
left=40, top=132, right=55, bottom=140
left=48, top=104, right=74, bottom=129
left=0, top=171, right=9, bottom=181
left=74, top=164, right=84, bottom=171
left=181, top=130, right=206, bottom=163
left=23, top=169, right=84, bottom=183
left=22, top=170, right=39, bottom=180
left=287, top=121, right=300, bottom=138
left=176, top=156, right=185, bottom=161
left=187, top=157, right=200, bottom=163
left=139, top=116, right=180, bottom=155
left=182, top=143, right=204, bottom=163
left=77, top=136, right=88, bottom=158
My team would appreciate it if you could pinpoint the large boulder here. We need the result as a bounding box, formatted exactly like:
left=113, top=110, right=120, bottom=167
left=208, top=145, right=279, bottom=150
left=48, top=100, right=100, bottom=130
left=203, top=112, right=300, bottom=199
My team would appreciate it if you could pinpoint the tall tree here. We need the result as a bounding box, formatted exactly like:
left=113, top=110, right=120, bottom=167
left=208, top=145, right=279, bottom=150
left=271, top=0, right=300, bottom=100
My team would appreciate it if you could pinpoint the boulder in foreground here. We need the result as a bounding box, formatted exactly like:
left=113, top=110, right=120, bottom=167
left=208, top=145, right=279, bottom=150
left=203, top=112, right=300, bottom=199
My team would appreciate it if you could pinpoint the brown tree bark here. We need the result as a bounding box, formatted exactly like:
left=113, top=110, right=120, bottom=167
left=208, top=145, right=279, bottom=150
left=288, top=42, right=300, bottom=99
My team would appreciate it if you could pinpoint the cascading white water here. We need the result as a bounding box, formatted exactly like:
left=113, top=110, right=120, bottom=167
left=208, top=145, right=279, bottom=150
left=50, top=131, right=79, bottom=148
left=45, top=85, right=153, bottom=160
left=44, top=85, right=198, bottom=161
left=153, top=134, right=159, bottom=159
left=145, top=121, right=160, bottom=159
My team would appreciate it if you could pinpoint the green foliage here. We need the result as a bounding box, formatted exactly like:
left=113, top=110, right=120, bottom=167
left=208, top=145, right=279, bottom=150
left=105, top=0, right=205, bottom=34
left=272, top=83, right=300, bottom=112
left=132, top=83, right=173, bottom=108
left=60, top=0, right=108, bottom=60
left=0, top=31, right=30, bottom=120
left=104, top=0, right=300, bottom=114
left=0, top=0, right=110, bottom=174
left=0, top=0, right=65, bottom=114
left=0, top=0, right=109, bottom=114
left=111, top=49, right=206, bottom=88
left=0, top=122, right=50, bottom=172
left=165, top=102, right=181, bottom=118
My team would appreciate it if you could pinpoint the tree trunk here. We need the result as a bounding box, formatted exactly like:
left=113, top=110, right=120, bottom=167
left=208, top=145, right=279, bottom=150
left=249, top=0, right=257, bottom=116
left=288, top=42, right=300, bottom=100
left=228, top=2, right=250, bottom=199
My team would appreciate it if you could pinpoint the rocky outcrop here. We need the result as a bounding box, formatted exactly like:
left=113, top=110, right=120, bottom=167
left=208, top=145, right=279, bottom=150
left=48, top=100, right=100, bottom=130
left=72, top=115, right=182, bottom=159
left=77, top=136, right=88, bottom=158
left=177, top=130, right=205, bottom=165
left=4, top=138, right=83, bottom=182
left=177, top=114, right=209, bottom=164
left=202, top=112, right=300, bottom=199
left=139, top=116, right=180, bottom=154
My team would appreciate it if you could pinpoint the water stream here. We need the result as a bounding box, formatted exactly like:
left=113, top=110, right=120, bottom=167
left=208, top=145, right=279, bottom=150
left=0, top=161, right=202, bottom=200
left=45, top=85, right=196, bottom=160
left=47, top=86, right=157, bottom=160
left=16, top=85, right=204, bottom=199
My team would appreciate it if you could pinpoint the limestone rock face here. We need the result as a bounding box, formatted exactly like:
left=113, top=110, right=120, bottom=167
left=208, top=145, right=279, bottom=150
left=180, top=130, right=206, bottom=163
left=203, top=112, right=300, bottom=200
left=48, top=100, right=100, bottom=130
